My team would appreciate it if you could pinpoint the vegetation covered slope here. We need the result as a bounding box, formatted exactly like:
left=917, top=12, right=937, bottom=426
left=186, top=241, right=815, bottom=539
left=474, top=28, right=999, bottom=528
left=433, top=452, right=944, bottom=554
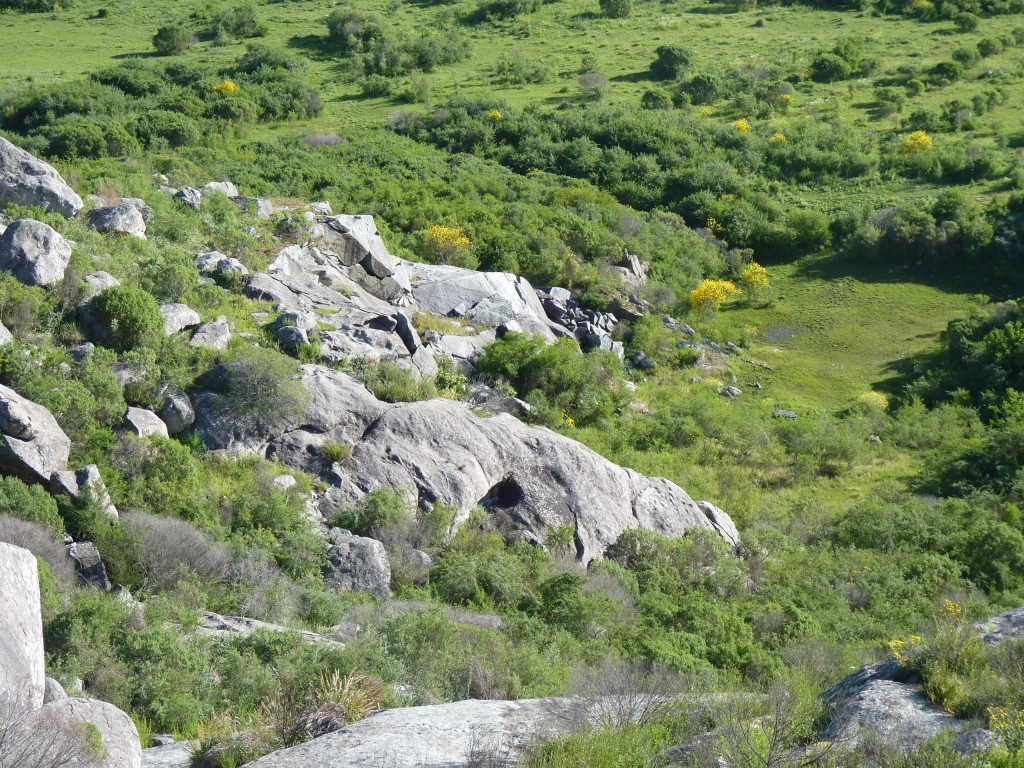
left=2, top=0, right=1024, bottom=762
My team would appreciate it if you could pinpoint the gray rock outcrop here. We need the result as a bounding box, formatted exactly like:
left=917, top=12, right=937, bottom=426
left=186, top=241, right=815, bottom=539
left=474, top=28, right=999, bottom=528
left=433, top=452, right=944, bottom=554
left=323, top=528, right=392, bottom=600
left=50, top=464, right=118, bottom=518
left=194, top=611, right=346, bottom=648
left=0, top=384, right=71, bottom=484
left=0, top=540, right=46, bottom=710
left=202, top=180, right=239, bottom=198
left=0, top=321, right=12, bottom=346
left=35, top=697, right=142, bottom=768
left=174, top=187, right=202, bottom=210
left=0, top=136, right=83, bottom=217
left=159, top=303, right=201, bottom=336
left=86, top=203, right=147, bottom=238
left=142, top=741, right=193, bottom=768
left=975, top=606, right=1024, bottom=643
left=155, top=383, right=194, bottom=435
left=67, top=540, right=112, bottom=590
left=190, top=317, right=231, bottom=350
left=124, top=407, right=170, bottom=439
left=341, top=398, right=738, bottom=562
left=194, top=365, right=737, bottom=560
left=0, top=218, right=72, bottom=285
left=243, top=696, right=631, bottom=768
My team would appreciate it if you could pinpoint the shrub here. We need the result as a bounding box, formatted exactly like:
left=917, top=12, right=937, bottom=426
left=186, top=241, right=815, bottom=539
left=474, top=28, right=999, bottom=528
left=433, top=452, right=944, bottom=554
left=650, top=45, right=693, bottom=79
left=931, top=60, right=964, bottom=83
left=92, top=285, right=164, bottom=352
left=954, top=11, right=979, bottom=31
left=214, top=5, right=269, bottom=40
left=0, top=476, right=64, bottom=536
left=122, top=512, right=233, bottom=588
left=690, top=279, right=739, bottom=311
left=681, top=73, right=722, bottom=104
left=977, top=37, right=1004, bottom=57
left=898, top=130, right=934, bottom=156
left=215, top=347, right=310, bottom=433
left=152, top=24, right=193, bottom=56
left=0, top=516, right=76, bottom=589
left=330, top=489, right=412, bottom=536
left=809, top=52, right=852, bottom=82
left=599, top=0, right=632, bottom=17
left=640, top=89, right=672, bottom=110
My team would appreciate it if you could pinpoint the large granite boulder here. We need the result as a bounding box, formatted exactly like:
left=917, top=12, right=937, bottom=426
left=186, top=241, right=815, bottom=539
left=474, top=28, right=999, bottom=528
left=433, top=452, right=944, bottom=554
left=86, top=203, right=147, bottom=238
left=189, top=317, right=231, bottom=350
left=123, top=407, right=170, bottom=439
left=400, top=260, right=560, bottom=341
left=0, top=384, right=71, bottom=484
left=0, top=540, right=45, bottom=710
left=67, top=540, right=112, bottom=590
left=323, top=528, right=391, bottom=600
left=0, top=218, right=72, bottom=286
left=0, top=136, right=83, bottom=217
left=340, top=398, right=738, bottom=562
left=0, top=541, right=142, bottom=767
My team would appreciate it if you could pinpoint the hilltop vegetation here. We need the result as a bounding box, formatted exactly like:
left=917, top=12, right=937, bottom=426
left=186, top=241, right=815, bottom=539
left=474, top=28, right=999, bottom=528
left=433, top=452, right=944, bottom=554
left=2, top=0, right=1024, bottom=762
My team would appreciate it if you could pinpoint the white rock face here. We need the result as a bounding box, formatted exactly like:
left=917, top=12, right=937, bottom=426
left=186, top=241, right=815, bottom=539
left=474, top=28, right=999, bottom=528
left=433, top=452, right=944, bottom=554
left=0, top=540, right=45, bottom=711
left=189, top=317, right=232, bottom=350
left=50, top=464, right=119, bottom=518
left=0, top=218, right=72, bottom=286
left=202, top=180, right=239, bottom=198
left=0, top=136, right=83, bottom=217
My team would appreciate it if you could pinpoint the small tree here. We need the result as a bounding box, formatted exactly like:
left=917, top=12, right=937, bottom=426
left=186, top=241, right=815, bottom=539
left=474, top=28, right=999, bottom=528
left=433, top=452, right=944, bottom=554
left=739, top=261, right=770, bottom=302
left=152, top=24, right=193, bottom=56
left=93, top=285, right=164, bottom=352
left=650, top=44, right=693, bottom=79
left=599, top=0, right=631, bottom=18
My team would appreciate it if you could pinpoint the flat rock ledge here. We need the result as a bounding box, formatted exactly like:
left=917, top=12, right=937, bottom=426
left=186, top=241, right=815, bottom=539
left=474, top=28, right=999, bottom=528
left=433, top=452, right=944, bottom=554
left=245, top=697, right=622, bottom=768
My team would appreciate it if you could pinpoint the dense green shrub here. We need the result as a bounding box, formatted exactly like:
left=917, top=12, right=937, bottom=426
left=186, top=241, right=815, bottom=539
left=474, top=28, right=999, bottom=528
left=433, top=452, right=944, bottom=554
left=152, top=24, right=194, bottom=56
left=599, top=0, right=632, bottom=17
left=93, top=285, right=164, bottom=352
left=0, top=477, right=65, bottom=536
left=650, top=45, right=694, bottom=79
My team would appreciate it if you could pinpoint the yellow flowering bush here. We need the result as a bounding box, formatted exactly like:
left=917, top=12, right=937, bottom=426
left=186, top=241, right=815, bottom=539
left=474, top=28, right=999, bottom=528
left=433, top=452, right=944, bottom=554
left=706, top=216, right=724, bottom=233
left=897, top=130, right=933, bottom=156
left=732, top=118, right=753, bottom=132
left=424, top=225, right=474, bottom=267
left=690, top=279, right=739, bottom=311
left=698, top=106, right=714, bottom=117
left=211, top=79, right=240, bottom=94
left=769, top=132, right=787, bottom=143
left=739, top=261, right=769, bottom=295
left=856, top=391, right=889, bottom=410
left=488, top=108, right=503, bottom=121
